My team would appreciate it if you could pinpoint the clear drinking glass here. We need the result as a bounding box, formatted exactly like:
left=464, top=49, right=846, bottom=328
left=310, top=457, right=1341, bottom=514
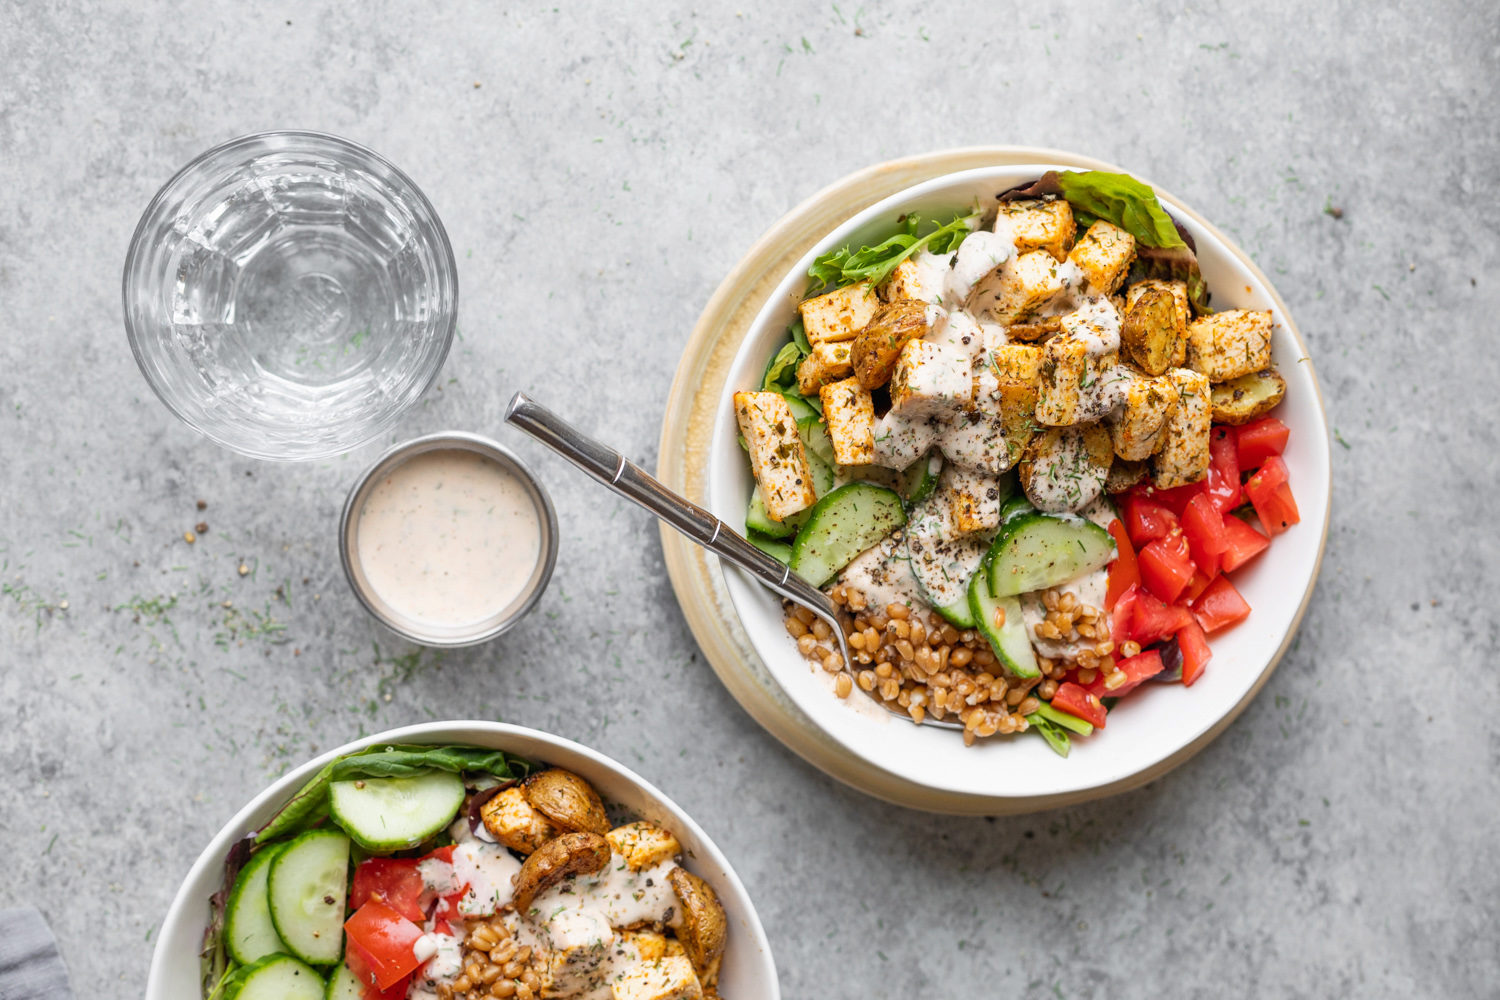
left=123, top=131, right=458, bottom=460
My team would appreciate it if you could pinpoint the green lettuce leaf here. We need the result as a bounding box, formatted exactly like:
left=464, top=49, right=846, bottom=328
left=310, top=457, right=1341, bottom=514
left=807, top=210, right=981, bottom=293
left=761, top=341, right=804, bottom=394
left=1056, top=171, right=1185, bottom=249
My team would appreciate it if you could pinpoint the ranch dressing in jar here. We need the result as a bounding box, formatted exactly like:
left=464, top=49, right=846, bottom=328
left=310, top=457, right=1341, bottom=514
left=355, top=448, right=542, bottom=627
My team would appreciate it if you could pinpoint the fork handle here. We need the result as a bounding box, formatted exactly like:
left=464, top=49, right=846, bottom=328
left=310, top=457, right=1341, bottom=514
left=503, top=393, right=832, bottom=613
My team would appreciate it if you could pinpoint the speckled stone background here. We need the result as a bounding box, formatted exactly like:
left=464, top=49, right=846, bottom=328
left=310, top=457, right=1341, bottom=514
left=2, top=2, right=1496, bottom=997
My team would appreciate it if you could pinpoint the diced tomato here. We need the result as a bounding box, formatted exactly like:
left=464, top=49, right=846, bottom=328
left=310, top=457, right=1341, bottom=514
left=1076, top=649, right=1165, bottom=700
left=1130, top=481, right=1203, bottom=515
left=1130, top=588, right=1195, bottom=645
left=1138, top=530, right=1196, bottom=604
left=1181, top=494, right=1229, bottom=579
left=1051, top=682, right=1107, bottom=729
left=1236, top=416, right=1290, bottom=469
left=1110, top=584, right=1140, bottom=644
left=1193, top=575, right=1251, bottom=633
left=344, top=900, right=425, bottom=991
left=351, top=858, right=426, bottom=924
left=1245, top=456, right=1300, bottom=535
left=1180, top=569, right=1213, bottom=605
left=1177, top=619, right=1212, bottom=686
left=344, top=940, right=412, bottom=1000
left=1220, top=514, right=1270, bottom=571
left=1205, top=427, right=1242, bottom=515
left=1105, top=520, right=1139, bottom=610
left=1122, top=493, right=1182, bottom=548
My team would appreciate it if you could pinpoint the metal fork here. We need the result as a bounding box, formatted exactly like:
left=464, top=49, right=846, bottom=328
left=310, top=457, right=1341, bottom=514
left=504, top=392, right=960, bottom=730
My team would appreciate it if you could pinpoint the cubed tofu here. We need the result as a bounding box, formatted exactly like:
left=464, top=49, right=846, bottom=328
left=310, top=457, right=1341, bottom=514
left=480, top=785, right=560, bottom=854
left=1108, top=368, right=1181, bottom=461
left=889, top=340, right=972, bottom=418
left=819, top=378, right=876, bottom=466
left=1034, top=306, right=1123, bottom=426
left=973, top=250, right=1066, bottom=325
left=798, top=281, right=880, bottom=346
left=1186, top=309, right=1273, bottom=381
left=733, top=391, right=816, bottom=522
left=618, top=930, right=668, bottom=964
left=1121, top=279, right=1189, bottom=375
left=945, top=230, right=1014, bottom=309
left=611, top=956, right=703, bottom=1000
left=995, top=198, right=1075, bottom=261
left=795, top=341, right=853, bottom=395
left=987, top=343, right=1044, bottom=387
left=871, top=411, right=938, bottom=470
left=606, top=822, right=683, bottom=871
left=940, top=367, right=1014, bottom=475
left=1152, top=369, right=1212, bottom=488
left=1068, top=220, right=1136, bottom=295
left=1019, top=424, right=1114, bottom=513
left=879, top=253, right=945, bottom=304
left=946, top=466, right=1003, bottom=534
left=541, top=910, right=616, bottom=997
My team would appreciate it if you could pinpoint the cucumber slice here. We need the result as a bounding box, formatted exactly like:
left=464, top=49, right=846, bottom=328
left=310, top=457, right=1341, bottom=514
left=781, top=392, right=819, bottom=421
left=323, top=962, right=364, bottom=1000
left=225, top=843, right=289, bottom=966
left=797, top=416, right=836, bottom=469
left=1033, top=700, right=1094, bottom=736
left=998, top=494, right=1035, bottom=526
left=266, top=830, right=350, bottom=966
left=328, top=768, right=465, bottom=852
left=968, top=571, right=1039, bottom=678
left=985, top=513, right=1116, bottom=598
left=806, top=451, right=835, bottom=498
left=898, top=451, right=943, bottom=506
left=226, top=954, right=325, bottom=1000
left=746, top=487, right=808, bottom=539
left=747, top=531, right=793, bottom=565
left=933, top=593, right=976, bottom=629
left=789, top=483, right=906, bottom=587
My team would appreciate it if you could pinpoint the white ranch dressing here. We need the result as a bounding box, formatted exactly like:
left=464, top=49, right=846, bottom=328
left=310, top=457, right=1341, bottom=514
left=355, top=449, right=541, bottom=626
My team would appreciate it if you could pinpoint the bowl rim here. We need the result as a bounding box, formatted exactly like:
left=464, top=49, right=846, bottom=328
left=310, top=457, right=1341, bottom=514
left=705, top=160, right=1332, bottom=801
left=338, top=432, right=560, bottom=647
left=121, top=129, right=459, bottom=462
left=144, top=721, right=780, bottom=999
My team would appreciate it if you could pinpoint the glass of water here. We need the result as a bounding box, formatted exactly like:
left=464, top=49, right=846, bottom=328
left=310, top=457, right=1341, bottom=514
left=123, top=131, right=458, bottom=460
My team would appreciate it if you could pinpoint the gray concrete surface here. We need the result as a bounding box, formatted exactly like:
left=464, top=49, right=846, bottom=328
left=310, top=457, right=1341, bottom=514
left=2, top=2, right=1496, bottom=997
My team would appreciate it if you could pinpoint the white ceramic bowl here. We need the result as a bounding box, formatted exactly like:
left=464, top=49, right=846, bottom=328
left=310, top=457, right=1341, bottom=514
left=146, top=722, right=780, bottom=998
left=708, top=164, right=1331, bottom=804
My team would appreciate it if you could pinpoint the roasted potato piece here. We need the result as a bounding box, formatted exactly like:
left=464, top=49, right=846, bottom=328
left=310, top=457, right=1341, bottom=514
left=1019, top=424, right=1113, bottom=513
left=611, top=955, right=703, bottom=1000
left=1003, top=315, right=1063, bottom=342
left=1106, top=458, right=1148, bottom=492
left=667, top=867, right=727, bottom=987
left=1210, top=368, right=1287, bottom=425
left=1121, top=282, right=1188, bottom=375
left=607, top=821, right=683, bottom=871
left=481, top=785, right=561, bottom=855
left=795, top=341, right=853, bottom=395
left=997, top=383, right=1040, bottom=467
left=851, top=299, right=931, bottom=389
left=523, top=768, right=611, bottom=836
left=799, top=280, right=879, bottom=346
left=1186, top=308, right=1273, bottom=381
left=512, top=831, right=612, bottom=913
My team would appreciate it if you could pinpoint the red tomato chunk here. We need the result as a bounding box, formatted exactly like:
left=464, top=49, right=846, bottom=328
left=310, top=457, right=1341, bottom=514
left=1236, top=416, right=1290, bottom=469
left=344, top=899, right=425, bottom=991
left=1051, top=682, right=1108, bottom=729
left=1194, top=575, right=1252, bottom=634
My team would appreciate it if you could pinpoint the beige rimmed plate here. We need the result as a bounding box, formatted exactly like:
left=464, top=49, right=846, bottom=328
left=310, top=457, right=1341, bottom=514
left=656, top=147, right=1331, bottom=815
